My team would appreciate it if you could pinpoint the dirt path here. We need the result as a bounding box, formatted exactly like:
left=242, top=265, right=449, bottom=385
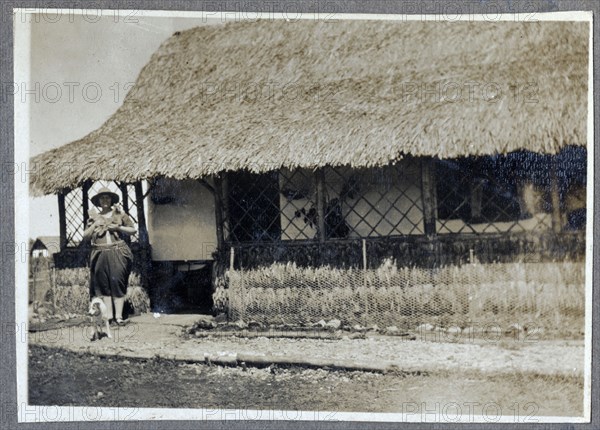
left=28, top=345, right=583, bottom=418
left=27, top=314, right=585, bottom=377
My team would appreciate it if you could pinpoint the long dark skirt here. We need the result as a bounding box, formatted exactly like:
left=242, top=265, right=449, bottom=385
left=89, top=241, right=133, bottom=298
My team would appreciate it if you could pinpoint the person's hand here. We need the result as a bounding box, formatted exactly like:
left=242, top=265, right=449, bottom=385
left=106, top=224, right=120, bottom=232
left=88, top=217, right=109, bottom=235
left=92, top=218, right=106, bottom=227
left=89, top=215, right=107, bottom=227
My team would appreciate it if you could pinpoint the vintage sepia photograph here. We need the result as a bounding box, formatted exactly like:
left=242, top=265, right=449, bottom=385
left=14, top=6, right=593, bottom=424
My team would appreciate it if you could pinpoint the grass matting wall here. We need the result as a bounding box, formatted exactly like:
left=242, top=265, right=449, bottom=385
left=30, top=261, right=151, bottom=317
left=220, top=260, right=584, bottom=338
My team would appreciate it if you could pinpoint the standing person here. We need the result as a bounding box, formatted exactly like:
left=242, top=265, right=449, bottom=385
left=83, top=188, right=137, bottom=325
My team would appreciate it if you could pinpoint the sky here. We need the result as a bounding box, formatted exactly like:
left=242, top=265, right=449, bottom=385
left=26, top=12, right=213, bottom=239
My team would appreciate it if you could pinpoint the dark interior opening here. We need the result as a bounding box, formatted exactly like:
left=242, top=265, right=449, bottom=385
left=149, top=261, right=214, bottom=314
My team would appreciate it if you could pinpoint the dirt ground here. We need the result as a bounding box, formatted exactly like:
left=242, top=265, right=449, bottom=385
left=28, top=345, right=583, bottom=419
left=26, top=314, right=587, bottom=420
left=27, top=313, right=585, bottom=376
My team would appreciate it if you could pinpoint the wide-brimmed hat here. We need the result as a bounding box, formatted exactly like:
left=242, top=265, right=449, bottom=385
left=91, top=187, right=120, bottom=207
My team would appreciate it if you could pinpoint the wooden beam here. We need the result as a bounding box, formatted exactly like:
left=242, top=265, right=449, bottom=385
left=118, top=182, right=131, bottom=244
left=197, top=178, right=216, bottom=195
left=134, top=181, right=149, bottom=245
left=421, top=157, right=437, bottom=236
left=315, top=169, right=326, bottom=243
left=222, top=174, right=231, bottom=241
left=142, top=179, right=154, bottom=200
left=58, top=192, right=67, bottom=250
left=134, top=181, right=151, bottom=289
left=82, top=181, right=91, bottom=227
left=213, top=175, right=225, bottom=250
left=118, top=182, right=129, bottom=213
left=550, top=158, right=562, bottom=233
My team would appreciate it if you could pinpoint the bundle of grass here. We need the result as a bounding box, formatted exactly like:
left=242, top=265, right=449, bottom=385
left=47, top=267, right=90, bottom=315
left=212, top=286, right=229, bottom=315
left=226, top=260, right=585, bottom=336
left=126, top=274, right=151, bottom=315
left=46, top=268, right=150, bottom=316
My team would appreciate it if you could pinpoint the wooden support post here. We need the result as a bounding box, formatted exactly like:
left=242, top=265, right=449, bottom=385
left=421, top=157, right=437, bottom=236
left=119, top=182, right=130, bottom=214
left=51, top=267, right=56, bottom=311
left=315, top=169, right=326, bottom=243
left=134, top=182, right=149, bottom=245
left=362, top=239, right=367, bottom=270
left=134, top=181, right=151, bottom=289
left=58, top=192, right=67, bottom=250
left=362, top=238, right=367, bottom=288
left=119, top=182, right=131, bottom=243
left=82, top=181, right=91, bottom=227
left=222, top=174, right=230, bottom=240
left=197, top=178, right=215, bottom=194
left=213, top=175, right=226, bottom=250
left=550, top=159, right=562, bottom=233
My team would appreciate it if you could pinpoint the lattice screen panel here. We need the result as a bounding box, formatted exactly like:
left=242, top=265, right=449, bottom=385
left=279, top=168, right=318, bottom=240
left=226, top=171, right=281, bottom=243
left=64, top=188, right=84, bottom=247
left=435, top=156, right=554, bottom=235
left=323, top=163, right=425, bottom=239
left=226, top=164, right=426, bottom=243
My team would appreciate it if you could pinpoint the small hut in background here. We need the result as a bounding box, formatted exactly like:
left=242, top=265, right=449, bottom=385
left=30, top=20, right=589, bottom=315
left=31, top=236, right=61, bottom=258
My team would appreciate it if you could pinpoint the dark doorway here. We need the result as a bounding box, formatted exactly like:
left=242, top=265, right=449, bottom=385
left=149, top=261, right=214, bottom=314
left=178, top=263, right=214, bottom=313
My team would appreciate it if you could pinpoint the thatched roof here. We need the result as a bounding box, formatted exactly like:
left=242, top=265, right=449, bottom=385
left=31, top=19, right=588, bottom=196
left=32, top=236, right=60, bottom=250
